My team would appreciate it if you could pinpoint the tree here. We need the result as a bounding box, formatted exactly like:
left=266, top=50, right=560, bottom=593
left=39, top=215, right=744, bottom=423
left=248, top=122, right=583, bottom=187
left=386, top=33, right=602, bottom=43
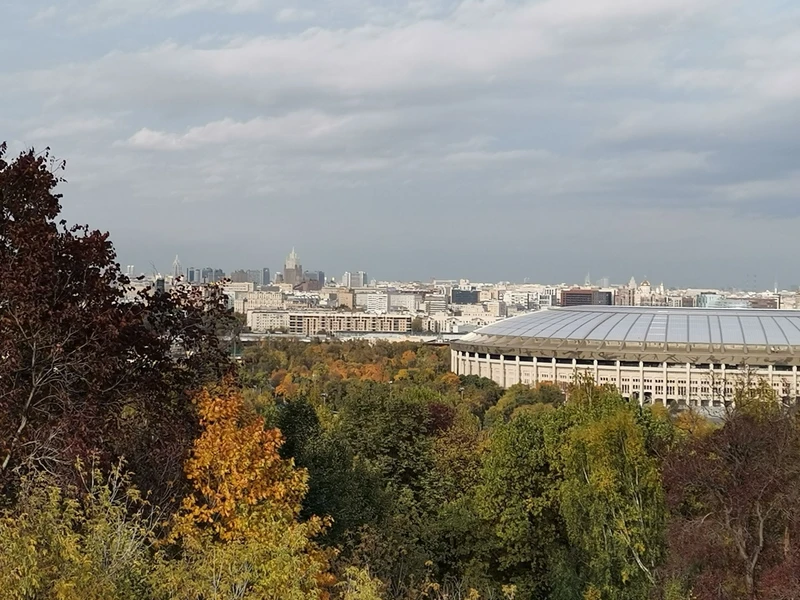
left=0, top=144, right=235, bottom=501
left=477, top=411, right=565, bottom=598
left=160, top=381, right=333, bottom=600
left=663, top=400, right=800, bottom=600
left=0, top=461, right=157, bottom=600
left=410, top=318, right=425, bottom=334
left=558, top=399, right=666, bottom=600
left=484, top=383, right=563, bottom=427
left=336, top=383, right=435, bottom=490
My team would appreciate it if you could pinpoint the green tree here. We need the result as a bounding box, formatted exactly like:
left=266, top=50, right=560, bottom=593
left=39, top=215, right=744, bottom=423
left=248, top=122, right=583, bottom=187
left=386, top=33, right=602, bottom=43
left=557, top=384, right=668, bottom=600
left=477, top=411, right=566, bottom=598
left=410, top=318, right=425, bottom=334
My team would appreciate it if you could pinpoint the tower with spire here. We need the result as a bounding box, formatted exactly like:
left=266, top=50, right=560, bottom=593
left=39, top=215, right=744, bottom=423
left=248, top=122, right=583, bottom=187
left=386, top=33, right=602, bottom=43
left=172, top=255, right=182, bottom=280
left=283, top=248, right=303, bottom=286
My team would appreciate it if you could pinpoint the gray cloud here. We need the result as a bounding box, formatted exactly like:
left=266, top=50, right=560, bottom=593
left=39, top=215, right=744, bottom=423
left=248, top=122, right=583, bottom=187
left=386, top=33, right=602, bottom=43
left=2, top=0, right=799, bottom=286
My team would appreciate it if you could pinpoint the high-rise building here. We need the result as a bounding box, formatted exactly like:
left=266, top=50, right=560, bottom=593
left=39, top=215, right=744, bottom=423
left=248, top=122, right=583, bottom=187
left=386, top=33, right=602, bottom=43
left=213, top=269, right=225, bottom=282
left=341, top=271, right=352, bottom=288
left=351, top=271, right=368, bottom=288
left=186, top=267, right=197, bottom=283
left=262, top=268, right=271, bottom=286
left=230, top=269, right=249, bottom=283
left=303, top=270, right=325, bottom=291
left=283, top=248, right=303, bottom=286
left=201, top=267, right=214, bottom=282
left=126, top=265, right=135, bottom=277
left=246, top=269, right=263, bottom=287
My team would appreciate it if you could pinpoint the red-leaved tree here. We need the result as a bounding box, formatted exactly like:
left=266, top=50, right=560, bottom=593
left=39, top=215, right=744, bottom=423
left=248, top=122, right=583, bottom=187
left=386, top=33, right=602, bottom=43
left=0, top=143, right=237, bottom=504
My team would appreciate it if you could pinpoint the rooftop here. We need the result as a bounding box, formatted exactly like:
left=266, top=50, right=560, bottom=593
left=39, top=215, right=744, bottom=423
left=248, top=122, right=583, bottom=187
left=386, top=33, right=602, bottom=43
left=468, top=306, right=800, bottom=348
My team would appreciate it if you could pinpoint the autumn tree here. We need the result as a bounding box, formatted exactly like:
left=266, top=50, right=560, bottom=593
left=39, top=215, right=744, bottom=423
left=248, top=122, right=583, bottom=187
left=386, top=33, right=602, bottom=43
left=663, top=400, right=800, bottom=600
left=0, top=461, right=158, bottom=600
left=160, top=381, right=333, bottom=599
left=0, top=144, right=235, bottom=501
left=558, top=391, right=667, bottom=600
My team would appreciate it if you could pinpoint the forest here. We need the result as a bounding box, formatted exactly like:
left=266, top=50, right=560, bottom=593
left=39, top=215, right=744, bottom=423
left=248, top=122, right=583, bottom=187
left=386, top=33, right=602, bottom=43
left=3, top=144, right=800, bottom=600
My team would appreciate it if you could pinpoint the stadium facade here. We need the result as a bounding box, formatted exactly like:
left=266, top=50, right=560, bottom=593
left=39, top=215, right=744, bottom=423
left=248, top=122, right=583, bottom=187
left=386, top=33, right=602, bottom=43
left=450, top=306, right=800, bottom=407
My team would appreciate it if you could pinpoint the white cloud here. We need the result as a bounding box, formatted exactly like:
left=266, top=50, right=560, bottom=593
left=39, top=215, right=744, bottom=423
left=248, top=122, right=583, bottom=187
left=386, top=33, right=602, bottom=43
left=122, top=110, right=397, bottom=151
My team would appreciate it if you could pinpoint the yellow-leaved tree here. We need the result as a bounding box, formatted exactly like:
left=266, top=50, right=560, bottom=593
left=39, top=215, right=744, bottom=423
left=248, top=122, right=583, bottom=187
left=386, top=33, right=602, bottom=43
left=154, top=380, right=334, bottom=600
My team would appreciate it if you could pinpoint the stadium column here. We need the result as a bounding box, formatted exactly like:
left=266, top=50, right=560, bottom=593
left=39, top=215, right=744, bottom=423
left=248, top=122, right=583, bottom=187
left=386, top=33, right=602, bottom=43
left=500, top=354, right=506, bottom=387
left=552, top=357, right=557, bottom=387
left=593, top=359, right=599, bottom=382
left=616, top=360, right=621, bottom=389
left=768, top=364, right=774, bottom=392
left=639, top=361, right=645, bottom=406
left=686, top=362, right=692, bottom=406
left=662, top=361, right=668, bottom=400
left=532, top=356, right=538, bottom=383
left=794, top=365, right=798, bottom=401
left=517, top=355, right=522, bottom=386
left=451, top=350, right=456, bottom=373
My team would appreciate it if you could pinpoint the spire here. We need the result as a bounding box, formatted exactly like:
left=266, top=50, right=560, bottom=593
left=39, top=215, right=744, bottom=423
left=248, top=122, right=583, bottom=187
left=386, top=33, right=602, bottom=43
left=172, top=255, right=182, bottom=279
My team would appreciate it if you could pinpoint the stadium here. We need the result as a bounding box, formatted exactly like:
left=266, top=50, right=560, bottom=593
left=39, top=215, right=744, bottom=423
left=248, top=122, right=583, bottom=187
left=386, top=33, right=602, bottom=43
left=450, top=306, right=800, bottom=408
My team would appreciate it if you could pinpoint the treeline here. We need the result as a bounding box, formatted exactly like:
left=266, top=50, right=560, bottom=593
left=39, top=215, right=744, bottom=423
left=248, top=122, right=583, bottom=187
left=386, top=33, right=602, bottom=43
left=3, top=144, right=800, bottom=600
left=239, top=340, right=800, bottom=600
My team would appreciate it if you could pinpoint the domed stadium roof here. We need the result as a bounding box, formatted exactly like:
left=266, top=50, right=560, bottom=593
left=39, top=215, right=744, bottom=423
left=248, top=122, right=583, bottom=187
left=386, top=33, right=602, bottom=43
left=455, top=306, right=800, bottom=363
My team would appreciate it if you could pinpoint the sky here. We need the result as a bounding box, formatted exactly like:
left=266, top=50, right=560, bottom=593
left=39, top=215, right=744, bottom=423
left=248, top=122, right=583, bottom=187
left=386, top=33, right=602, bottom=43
left=2, top=0, right=800, bottom=287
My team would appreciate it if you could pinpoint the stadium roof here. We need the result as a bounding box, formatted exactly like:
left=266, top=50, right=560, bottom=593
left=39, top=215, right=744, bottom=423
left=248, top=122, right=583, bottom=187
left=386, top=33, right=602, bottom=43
left=472, top=306, right=800, bottom=347
left=454, top=307, right=800, bottom=363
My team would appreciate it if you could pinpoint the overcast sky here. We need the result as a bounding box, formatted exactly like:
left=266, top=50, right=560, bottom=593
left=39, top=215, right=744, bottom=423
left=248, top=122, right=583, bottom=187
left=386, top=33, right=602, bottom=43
left=2, top=0, right=799, bottom=287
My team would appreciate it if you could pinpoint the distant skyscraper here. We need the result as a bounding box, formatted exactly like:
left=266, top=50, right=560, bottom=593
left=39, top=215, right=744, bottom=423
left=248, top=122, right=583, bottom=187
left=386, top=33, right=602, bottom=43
left=201, top=267, right=214, bottom=282
left=303, top=270, right=325, bottom=291
left=186, top=267, right=197, bottom=283
left=172, top=255, right=182, bottom=280
left=341, top=271, right=352, bottom=288
left=246, top=269, right=263, bottom=287
left=352, top=271, right=368, bottom=288
left=283, top=248, right=303, bottom=286
left=213, top=269, right=225, bottom=282
left=230, top=269, right=249, bottom=283
left=262, top=268, right=271, bottom=286
left=126, top=265, right=135, bottom=277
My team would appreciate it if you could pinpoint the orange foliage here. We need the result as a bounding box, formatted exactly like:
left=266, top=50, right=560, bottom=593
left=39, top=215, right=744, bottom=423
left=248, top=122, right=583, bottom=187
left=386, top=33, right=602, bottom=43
left=176, top=381, right=309, bottom=542
left=275, top=372, right=300, bottom=398
left=400, top=350, right=417, bottom=367
left=361, top=362, right=388, bottom=382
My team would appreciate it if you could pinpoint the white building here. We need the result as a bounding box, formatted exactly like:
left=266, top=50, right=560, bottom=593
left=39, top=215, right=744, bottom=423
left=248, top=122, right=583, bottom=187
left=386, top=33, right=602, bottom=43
left=247, top=310, right=289, bottom=332
left=366, top=292, right=390, bottom=313
left=390, top=293, right=421, bottom=313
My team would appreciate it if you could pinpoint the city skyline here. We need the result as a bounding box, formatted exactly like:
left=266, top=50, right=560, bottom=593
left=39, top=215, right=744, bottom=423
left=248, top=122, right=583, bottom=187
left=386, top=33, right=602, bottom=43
left=3, top=2, right=799, bottom=287
left=122, top=250, right=789, bottom=291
